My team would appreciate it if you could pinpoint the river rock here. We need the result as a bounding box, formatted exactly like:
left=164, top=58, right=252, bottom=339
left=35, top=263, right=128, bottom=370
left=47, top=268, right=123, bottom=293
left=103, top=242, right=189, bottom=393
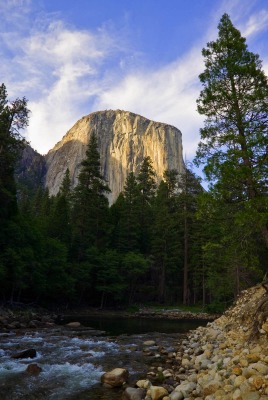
left=174, top=381, right=196, bottom=397
left=122, top=387, right=146, bottom=400
left=12, top=348, right=37, bottom=359
left=244, top=362, right=268, bottom=377
left=26, top=363, right=42, bottom=374
left=169, top=392, right=184, bottom=400
left=66, top=321, right=81, bottom=328
left=101, top=368, right=129, bottom=387
left=134, top=285, right=268, bottom=399
left=136, top=379, right=151, bottom=389
left=143, top=340, right=156, bottom=346
left=147, top=385, right=168, bottom=400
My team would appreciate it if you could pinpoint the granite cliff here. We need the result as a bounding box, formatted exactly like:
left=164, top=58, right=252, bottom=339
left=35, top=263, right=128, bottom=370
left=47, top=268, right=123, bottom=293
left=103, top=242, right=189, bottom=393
left=44, top=110, right=185, bottom=203
left=15, top=145, right=47, bottom=195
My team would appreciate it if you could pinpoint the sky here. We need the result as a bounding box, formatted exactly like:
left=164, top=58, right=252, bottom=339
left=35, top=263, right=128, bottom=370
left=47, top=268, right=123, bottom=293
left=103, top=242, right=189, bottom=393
left=1, top=0, right=268, bottom=171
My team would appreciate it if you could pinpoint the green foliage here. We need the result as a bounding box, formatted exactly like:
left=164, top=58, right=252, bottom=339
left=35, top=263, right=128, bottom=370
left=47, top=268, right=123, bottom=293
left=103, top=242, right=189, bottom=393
left=71, top=134, right=111, bottom=260
left=121, top=252, right=149, bottom=304
left=0, top=83, right=29, bottom=224
left=110, top=173, right=141, bottom=252
left=191, top=13, right=268, bottom=310
left=151, top=178, right=182, bottom=303
left=137, top=156, right=156, bottom=254
left=195, top=13, right=268, bottom=248
left=3, top=58, right=267, bottom=310
left=96, top=249, right=127, bottom=307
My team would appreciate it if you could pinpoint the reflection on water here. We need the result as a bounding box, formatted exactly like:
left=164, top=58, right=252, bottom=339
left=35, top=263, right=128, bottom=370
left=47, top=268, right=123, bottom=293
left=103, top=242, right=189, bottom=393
left=59, top=315, right=208, bottom=335
left=0, top=317, right=208, bottom=399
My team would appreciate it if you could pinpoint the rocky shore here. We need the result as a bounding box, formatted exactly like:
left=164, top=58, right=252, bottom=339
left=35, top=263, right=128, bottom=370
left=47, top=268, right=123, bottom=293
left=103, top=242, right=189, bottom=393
left=0, top=308, right=57, bottom=331
left=2, top=285, right=268, bottom=399
left=122, top=284, right=268, bottom=400
left=135, top=308, right=218, bottom=321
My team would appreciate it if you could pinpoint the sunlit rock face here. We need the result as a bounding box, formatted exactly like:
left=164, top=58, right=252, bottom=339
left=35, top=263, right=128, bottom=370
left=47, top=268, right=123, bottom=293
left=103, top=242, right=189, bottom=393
left=45, top=110, right=185, bottom=203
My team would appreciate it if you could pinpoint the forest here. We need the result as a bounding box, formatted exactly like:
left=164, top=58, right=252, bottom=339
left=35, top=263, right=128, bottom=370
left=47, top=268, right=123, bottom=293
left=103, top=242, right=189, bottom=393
left=0, top=14, right=267, bottom=313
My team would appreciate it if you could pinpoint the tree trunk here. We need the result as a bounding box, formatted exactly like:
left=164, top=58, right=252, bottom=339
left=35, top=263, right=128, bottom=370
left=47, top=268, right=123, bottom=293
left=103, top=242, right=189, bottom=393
left=183, top=208, right=188, bottom=305
left=202, top=260, right=206, bottom=309
left=159, top=262, right=166, bottom=303
left=100, top=291, right=105, bottom=309
left=261, top=225, right=268, bottom=249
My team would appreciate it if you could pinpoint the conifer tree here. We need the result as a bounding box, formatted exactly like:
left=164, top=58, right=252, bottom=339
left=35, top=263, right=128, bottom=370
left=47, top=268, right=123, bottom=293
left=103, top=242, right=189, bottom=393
left=59, top=168, right=71, bottom=197
left=0, top=84, right=29, bottom=224
left=48, top=169, right=72, bottom=245
left=113, top=172, right=141, bottom=252
left=71, top=134, right=110, bottom=261
left=195, top=13, right=268, bottom=247
left=137, top=156, right=156, bottom=253
left=152, top=174, right=182, bottom=303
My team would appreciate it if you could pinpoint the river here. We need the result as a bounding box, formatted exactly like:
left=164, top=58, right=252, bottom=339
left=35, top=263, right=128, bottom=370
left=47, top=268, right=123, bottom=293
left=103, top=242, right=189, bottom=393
left=0, top=315, right=208, bottom=399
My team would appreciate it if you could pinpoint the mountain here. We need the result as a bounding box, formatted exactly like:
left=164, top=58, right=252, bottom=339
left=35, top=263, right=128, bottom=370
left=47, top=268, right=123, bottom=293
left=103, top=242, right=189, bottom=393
left=15, top=145, right=47, bottom=195
left=20, top=110, right=185, bottom=203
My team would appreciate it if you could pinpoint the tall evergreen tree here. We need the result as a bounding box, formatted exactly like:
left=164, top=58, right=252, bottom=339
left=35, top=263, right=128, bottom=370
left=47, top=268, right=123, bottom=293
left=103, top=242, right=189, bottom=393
left=59, top=168, right=71, bottom=198
left=111, top=172, right=141, bottom=252
left=197, top=190, right=263, bottom=311
left=0, top=84, right=29, bottom=224
left=48, top=169, right=72, bottom=245
left=195, top=13, right=268, bottom=248
left=152, top=174, right=182, bottom=303
left=137, top=156, right=156, bottom=253
left=177, top=166, right=203, bottom=305
left=71, top=134, right=110, bottom=261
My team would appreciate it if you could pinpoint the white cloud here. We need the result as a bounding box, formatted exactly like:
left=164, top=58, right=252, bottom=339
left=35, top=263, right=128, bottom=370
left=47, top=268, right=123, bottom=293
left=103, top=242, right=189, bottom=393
left=0, top=4, right=122, bottom=153
left=241, top=9, right=268, bottom=37
left=95, top=47, right=204, bottom=160
left=1, top=0, right=268, bottom=162
left=24, top=24, right=115, bottom=152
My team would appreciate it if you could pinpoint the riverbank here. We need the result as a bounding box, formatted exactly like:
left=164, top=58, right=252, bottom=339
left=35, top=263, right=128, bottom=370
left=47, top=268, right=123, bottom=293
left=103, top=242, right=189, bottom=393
left=125, top=284, right=268, bottom=400
left=1, top=286, right=268, bottom=399
left=57, top=306, right=218, bottom=322
left=0, top=307, right=57, bottom=331
left=0, top=305, right=217, bottom=333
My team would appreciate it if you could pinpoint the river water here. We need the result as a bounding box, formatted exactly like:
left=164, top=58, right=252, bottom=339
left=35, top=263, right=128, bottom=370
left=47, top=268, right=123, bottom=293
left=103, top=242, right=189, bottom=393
left=0, top=316, right=208, bottom=400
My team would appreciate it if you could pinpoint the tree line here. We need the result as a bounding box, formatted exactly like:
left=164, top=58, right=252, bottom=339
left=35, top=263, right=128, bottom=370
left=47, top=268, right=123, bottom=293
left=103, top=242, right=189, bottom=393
left=0, top=14, right=267, bottom=312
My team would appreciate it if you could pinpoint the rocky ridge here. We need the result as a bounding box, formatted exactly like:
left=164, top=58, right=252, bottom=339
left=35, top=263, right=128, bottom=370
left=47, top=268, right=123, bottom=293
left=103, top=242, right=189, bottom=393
left=124, top=284, right=268, bottom=400
left=44, top=109, right=185, bottom=203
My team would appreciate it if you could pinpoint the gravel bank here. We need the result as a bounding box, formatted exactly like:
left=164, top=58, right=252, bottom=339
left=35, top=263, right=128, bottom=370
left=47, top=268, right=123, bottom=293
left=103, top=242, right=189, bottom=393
left=126, top=284, right=268, bottom=400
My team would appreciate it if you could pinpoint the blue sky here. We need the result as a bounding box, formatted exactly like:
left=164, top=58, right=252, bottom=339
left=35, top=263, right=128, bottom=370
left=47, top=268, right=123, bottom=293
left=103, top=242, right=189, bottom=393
left=1, top=0, right=268, bottom=169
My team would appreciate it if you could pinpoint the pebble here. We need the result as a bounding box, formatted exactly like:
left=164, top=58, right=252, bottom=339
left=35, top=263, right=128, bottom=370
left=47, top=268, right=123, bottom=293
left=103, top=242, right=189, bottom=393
left=128, top=285, right=268, bottom=400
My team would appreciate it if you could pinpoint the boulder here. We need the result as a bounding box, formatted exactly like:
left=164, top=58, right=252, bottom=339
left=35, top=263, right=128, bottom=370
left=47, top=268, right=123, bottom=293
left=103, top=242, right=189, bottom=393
left=12, top=348, right=37, bottom=359
left=122, top=387, right=146, bottom=400
left=147, top=385, right=169, bottom=400
left=26, top=363, right=42, bottom=374
left=174, top=381, right=196, bottom=397
left=136, top=379, right=151, bottom=389
left=66, top=321, right=81, bottom=328
left=101, top=368, right=129, bottom=387
left=143, top=340, right=156, bottom=346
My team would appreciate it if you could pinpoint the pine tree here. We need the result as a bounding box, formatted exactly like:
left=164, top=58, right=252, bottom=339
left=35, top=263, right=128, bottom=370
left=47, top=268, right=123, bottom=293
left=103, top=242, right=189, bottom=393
left=177, top=166, right=203, bottom=305
left=71, top=134, right=110, bottom=261
left=137, top=156, right=156, bottom=254
left=0, top=84, right=29, bottom=224
left=111, top=172, right=141, bottom=252
left=59, top=168, right=71, bottom=197
left=152, top=175, right=182, bottom=303
left=197, top=190, right=263, bottom=311
left=48, top=169, right=72, bottom=245
left=195, top=13, right=268, bottom=248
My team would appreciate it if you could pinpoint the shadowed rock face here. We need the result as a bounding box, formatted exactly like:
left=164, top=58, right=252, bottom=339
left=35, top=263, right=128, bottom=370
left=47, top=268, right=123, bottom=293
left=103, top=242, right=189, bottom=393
left=15, top=145, right=47, bottom=194
left=44, top=110, right=185, bottom=203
